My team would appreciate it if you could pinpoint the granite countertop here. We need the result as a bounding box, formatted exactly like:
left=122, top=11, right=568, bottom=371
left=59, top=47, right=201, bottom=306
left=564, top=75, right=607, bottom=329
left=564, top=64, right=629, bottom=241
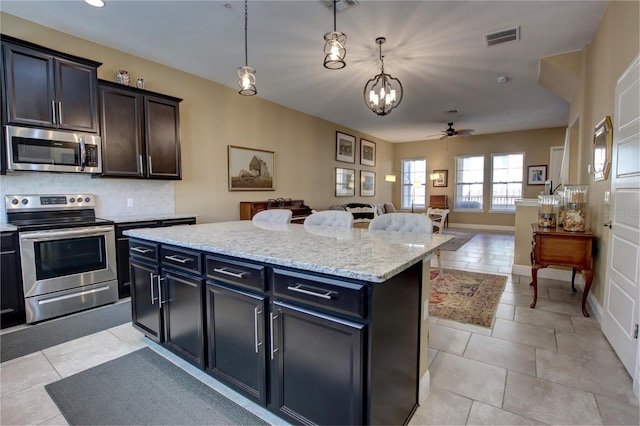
left=0, top=223, right=18, bottom=232
left=125, top=221, right=453, bottom=283
left=100, top=213, right=197, bottom=223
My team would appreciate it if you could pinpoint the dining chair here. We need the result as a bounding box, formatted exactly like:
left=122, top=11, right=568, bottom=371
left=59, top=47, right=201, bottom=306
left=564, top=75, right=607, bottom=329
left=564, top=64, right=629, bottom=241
left=303, top=210, right=353, bottom=228
left=369, top=213, right=443, bottom=275
left=252, top=209, right=292, bottom=224
left=427, top=208, right=450, bottom=234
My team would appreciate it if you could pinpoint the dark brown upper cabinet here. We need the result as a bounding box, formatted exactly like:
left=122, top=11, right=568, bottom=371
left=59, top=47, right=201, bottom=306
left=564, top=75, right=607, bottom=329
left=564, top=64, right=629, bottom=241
left=99, top=80, right=182, bottom=180
left=1, top=35, right=100, bottom=133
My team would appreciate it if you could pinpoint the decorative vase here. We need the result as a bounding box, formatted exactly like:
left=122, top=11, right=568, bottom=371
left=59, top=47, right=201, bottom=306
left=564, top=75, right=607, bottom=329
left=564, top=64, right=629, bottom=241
left=116, top=70, right=130, bottom=86
left=563, top=185, right=588, bottom=232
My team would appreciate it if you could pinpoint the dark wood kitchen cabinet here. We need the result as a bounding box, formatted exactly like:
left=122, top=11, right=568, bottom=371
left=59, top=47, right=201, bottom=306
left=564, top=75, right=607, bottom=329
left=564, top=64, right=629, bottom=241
left=98, top=80, right=182, bottom=179
left=1, top=231, right=25, bottom=328
left=117, top=217, right=195, bottom=299
left=1, top=35, right=100, bottom=133
left=130, top=240, right=205, bottom=368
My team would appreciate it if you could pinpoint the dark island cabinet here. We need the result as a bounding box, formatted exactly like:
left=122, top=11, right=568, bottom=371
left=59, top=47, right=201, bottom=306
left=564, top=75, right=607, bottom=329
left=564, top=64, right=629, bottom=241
left=116, top=217, right=195, bottom=299
left=1, top=36, right=100, bottom=133
left=1, top=231, right=25, bottom=328
left=98, top=80, right=182, bottom=179
left=130, top=240, right=205, bottom=369
left=206, top=283, right=267, bottom=405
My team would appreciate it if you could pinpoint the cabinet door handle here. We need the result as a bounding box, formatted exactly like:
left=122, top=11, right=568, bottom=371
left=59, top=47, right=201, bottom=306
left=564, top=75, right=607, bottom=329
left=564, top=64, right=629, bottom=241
left=132, top=246, right=153, bottom=254
left=138, top=155, right=143, bottom=174
left=148, top=156, right=153, bottom=174
left=165, top=254, right=191, bottom=264
left=287, top=284, right=333, bottom=300
left=149, top=272, right=158, bottom=304
left=57, top=101, right=63, bottom=125
left=270, top=312, right=279, bottom=360
left=213, top=267, right=247, bottom=278
left=254, top=307, right=263, bottom=354
left=157, top=275, right=166, bottom=305
left=51, top=101, right=57, bottom=125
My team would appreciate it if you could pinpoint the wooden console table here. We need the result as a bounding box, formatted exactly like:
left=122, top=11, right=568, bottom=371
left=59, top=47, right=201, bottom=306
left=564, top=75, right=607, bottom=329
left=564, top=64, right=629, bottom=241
left=429, top=195, right=448, bottom=228
left=240, top=199, right=313, bottom=224
left=529, top=224, right=596, bottom=317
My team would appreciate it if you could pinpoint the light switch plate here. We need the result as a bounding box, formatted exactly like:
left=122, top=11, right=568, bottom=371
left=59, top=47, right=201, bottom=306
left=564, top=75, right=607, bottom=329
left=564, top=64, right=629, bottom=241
left=604, top=191, right=610, bottom=205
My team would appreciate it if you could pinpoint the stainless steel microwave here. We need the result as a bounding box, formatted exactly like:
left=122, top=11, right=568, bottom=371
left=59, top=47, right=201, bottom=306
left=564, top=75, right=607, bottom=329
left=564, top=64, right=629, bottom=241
left=5, top=125, right=102, bottom=174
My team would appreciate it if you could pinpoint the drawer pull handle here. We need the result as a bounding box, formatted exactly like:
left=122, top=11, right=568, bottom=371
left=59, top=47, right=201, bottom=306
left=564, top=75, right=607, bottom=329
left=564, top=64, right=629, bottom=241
left=287, top=285, right=333, bottom=300
left=213, top=267, right=247, bottom=278
left=132, top=247, right=153, bottom=254
left=165, top=254, right=191, bottom=264
left=254, top=307, right=263, bottom=354
left=149, top=272, right=158, bottom=304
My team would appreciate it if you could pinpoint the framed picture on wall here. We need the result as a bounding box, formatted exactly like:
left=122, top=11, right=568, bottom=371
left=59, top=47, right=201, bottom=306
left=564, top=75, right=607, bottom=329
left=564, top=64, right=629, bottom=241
left=360, top=139, right=376, bottom=166
left=228, top=145, right=275, bottom=191
left=336, top=131, right=356, bottom=163
left=527, top=165, right=547, bottom=185
left=335, top=167, right=355, bottom=196
left=360, top=171, right=375, bottom=196
left=432, top=170, right=448, bottom=187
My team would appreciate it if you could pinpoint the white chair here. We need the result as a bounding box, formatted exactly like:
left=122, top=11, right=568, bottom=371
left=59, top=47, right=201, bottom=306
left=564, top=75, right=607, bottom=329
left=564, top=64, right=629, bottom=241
left=369, top=213, right=443, bottom=274
left=303, top=210, right=353, bottom=228
left=252, top=209, right=292, bottom=224
left=427, top=208, right=450, bottom=234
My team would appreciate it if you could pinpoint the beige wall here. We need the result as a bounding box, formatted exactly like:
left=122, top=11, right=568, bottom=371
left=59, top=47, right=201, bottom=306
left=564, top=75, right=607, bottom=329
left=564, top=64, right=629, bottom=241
left=570, top=1, right=640, bottom=306
left=392, top=128, right=566, bottom=227
left=0, top=13, right=394, bottom=224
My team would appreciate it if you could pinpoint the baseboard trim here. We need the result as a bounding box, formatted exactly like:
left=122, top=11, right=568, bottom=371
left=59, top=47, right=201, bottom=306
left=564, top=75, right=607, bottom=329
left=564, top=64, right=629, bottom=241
left=419, top=370, right=430, bottom=404
left=448, top=223, right=515, bottom=232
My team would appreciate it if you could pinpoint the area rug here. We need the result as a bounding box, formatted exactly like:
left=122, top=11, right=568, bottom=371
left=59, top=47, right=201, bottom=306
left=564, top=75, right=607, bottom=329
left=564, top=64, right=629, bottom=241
left=439, top=231, right=476, bottom=251
left=1, top=300, right=131, bottom=362
left=45, top=347, right=269, bottom=426
left=429, top=269, right=507, bottom=328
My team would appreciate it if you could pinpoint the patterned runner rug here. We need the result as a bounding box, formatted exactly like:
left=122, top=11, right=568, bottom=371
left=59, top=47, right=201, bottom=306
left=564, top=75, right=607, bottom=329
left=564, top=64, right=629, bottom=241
left=429, top=269, right=507, bottom=328
left=439, top=231, right=476, bottom=251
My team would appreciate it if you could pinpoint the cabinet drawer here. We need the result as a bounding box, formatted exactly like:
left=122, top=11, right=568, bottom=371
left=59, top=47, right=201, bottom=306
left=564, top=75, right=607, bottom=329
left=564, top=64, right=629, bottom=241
left=161, top=246, right=202, bottom=274
left=206, top=256, right=265, bottom=291
left=272, top=269, right=366, bottom=319
left=129, top=239, right=158, bottom=261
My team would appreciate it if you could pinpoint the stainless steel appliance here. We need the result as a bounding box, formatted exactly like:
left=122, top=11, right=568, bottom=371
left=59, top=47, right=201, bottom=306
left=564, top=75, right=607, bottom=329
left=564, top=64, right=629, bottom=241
left=6, top=194, right=117, bottom=323
left=5, top=125, right=102, bottom=174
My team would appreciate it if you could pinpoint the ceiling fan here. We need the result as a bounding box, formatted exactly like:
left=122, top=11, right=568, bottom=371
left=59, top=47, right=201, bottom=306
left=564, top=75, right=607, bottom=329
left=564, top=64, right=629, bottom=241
left=428, top=122, right=475, bottom=140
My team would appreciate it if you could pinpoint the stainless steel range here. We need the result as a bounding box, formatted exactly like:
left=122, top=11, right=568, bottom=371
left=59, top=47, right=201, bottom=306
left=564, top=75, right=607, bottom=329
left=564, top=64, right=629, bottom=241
left=5, top=194, right=118, bottom=324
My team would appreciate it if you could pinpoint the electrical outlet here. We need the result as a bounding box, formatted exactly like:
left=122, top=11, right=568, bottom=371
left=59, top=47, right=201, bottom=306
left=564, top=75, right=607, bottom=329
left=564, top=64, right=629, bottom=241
left=127, top=198, right=134, bottom=208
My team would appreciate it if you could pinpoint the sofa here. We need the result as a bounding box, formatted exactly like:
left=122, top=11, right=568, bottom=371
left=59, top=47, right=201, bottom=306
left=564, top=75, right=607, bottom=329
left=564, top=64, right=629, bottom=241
left=329, top=202, right=397, bottom=227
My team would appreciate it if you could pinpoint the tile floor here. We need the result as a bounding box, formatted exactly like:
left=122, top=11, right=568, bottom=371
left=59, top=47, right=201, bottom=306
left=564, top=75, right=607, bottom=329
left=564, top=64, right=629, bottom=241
left=1, top=230, right=638, bottom=425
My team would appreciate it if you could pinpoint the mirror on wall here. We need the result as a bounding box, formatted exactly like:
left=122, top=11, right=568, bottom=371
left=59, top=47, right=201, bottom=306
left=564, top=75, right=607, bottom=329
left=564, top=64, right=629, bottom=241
left=593, top=116, right=613, bottom=181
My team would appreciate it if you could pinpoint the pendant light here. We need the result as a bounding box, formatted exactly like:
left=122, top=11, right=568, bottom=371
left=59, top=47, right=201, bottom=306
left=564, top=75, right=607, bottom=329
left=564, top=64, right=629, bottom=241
left=323, top=0, right=346, bottom=69
left=238, top=0, right=256, bottom=96
left=363, top=37, right=403, bottom=116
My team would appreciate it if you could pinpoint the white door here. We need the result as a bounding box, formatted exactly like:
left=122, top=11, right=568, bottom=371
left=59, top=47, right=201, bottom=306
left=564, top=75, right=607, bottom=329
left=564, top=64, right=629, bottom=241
left=602, top=55, right=640, bottom=395
left=549, top=145, right=564, bottom=190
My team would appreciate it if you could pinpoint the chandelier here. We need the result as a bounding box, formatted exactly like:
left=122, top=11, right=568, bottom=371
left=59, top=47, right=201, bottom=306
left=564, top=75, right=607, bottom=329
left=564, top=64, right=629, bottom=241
left=323, top=0, right=346, bottom=70
left=363, top=37, right=403, bottom=116
left=238, top=0, right=256, bottom=96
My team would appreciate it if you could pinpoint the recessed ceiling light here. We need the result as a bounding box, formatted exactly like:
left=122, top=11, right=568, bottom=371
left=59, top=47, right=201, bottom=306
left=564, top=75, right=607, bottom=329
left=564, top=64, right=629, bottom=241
left=496, top=75, right=509, bottom=83
left=84, top=0, right=105, bottom=7
left=444, top=109, right=458, bottom=115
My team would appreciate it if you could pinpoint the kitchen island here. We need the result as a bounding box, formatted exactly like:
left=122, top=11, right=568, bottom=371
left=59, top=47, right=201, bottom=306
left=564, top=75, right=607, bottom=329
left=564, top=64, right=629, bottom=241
left=125, top=221, right=451, bottom=425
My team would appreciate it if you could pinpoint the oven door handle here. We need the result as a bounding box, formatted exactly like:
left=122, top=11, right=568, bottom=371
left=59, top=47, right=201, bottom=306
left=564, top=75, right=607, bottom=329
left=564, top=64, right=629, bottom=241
left=19, top=226, right=114, bottom=241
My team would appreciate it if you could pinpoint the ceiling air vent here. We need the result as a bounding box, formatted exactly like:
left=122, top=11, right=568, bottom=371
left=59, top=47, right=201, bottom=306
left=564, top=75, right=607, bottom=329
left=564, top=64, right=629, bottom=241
left=485, top=27, right=520, bottom=47
left=320, top=0, right=359, bottom=13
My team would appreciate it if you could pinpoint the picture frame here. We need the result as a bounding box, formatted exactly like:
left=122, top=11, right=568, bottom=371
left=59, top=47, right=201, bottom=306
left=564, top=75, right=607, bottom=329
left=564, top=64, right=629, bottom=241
left=360, top=139, right=376, bottom=166
left=432, top=170, right=448, bottom=187
left=335, top=131, right=356, bottom=163
left=228, top=145, right=275, bottom=191
left=360, top=170, right=375, bottom=196
left=335, top=167, right=355, bottom=197
left=527, top=165, right=547, bottom=185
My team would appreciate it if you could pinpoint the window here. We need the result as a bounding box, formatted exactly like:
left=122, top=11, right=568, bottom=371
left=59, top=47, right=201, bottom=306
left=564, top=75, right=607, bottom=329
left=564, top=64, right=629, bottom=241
left=491, top=153, right=523, bottom=211
left=401, top=159, right=426, bottom=210
left=455, top=155, right=484, bottom=210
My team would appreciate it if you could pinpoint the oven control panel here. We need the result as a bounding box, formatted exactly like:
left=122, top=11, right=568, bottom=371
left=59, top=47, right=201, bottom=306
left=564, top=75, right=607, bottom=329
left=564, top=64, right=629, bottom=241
left=5, top=194, right=96, bottom=210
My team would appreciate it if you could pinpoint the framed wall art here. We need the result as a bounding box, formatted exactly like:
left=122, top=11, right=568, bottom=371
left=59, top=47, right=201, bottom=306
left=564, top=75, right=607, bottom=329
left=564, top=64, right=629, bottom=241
left=336, top=131, right=356, bottom=163
left=432, top=170, right=448, bottom=187
left=527, top=165, right=547, bottom=185
left=360, top=139, right=376, bottom=166
left=228, top=145, right=275, bottom=191
left=360, top=170, right=375, bottom=196
left=335, top=167, right=355, bottom=197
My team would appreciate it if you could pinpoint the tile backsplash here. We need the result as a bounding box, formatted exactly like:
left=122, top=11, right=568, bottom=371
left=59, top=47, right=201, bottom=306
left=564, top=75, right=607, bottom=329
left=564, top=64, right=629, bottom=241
left=0, top=172, right=175, bottom=219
